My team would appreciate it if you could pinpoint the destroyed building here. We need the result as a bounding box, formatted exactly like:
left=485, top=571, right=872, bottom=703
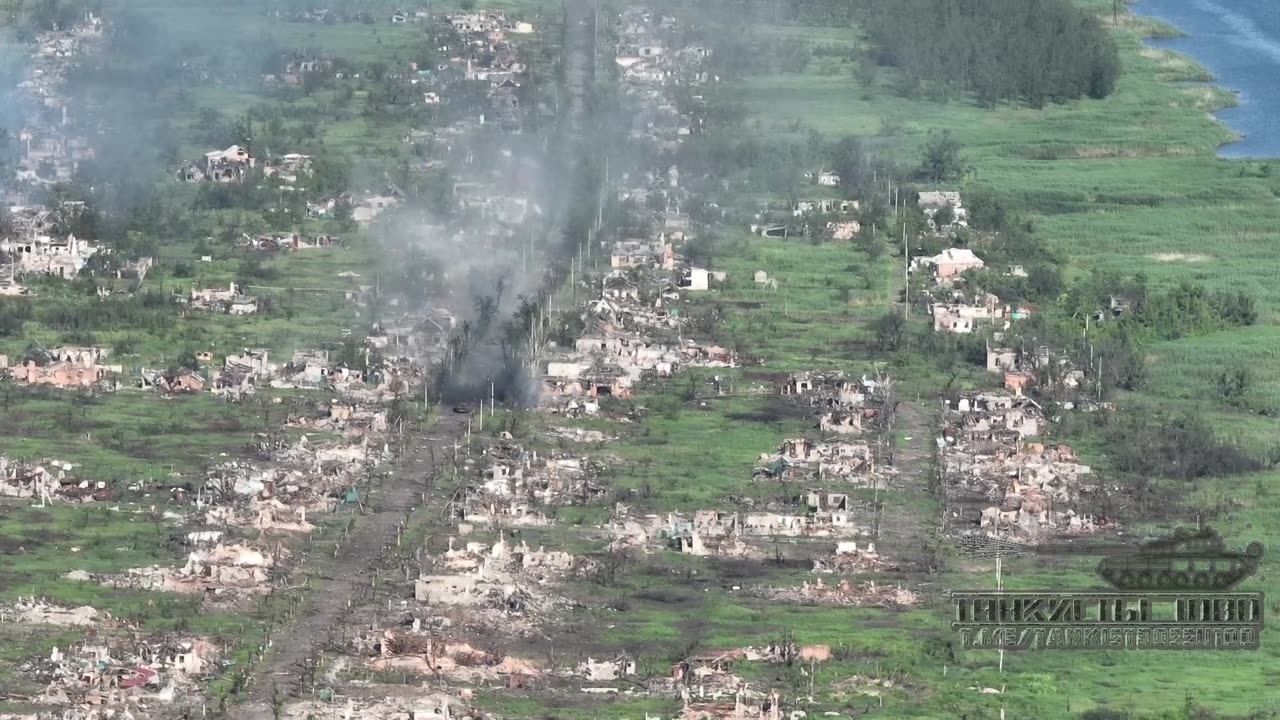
left=1, top=232, right=100, bottom=278
left=33, top=636, right=219, bottom=713
left=181, top=145, right=256, bottom=182
left=186, top=282, right=259, bottom=315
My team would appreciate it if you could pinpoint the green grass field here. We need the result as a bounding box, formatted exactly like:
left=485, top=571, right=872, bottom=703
left=9, top=0, right=1279, bottom=714
left=0, top=0, right=426, bottom=701
left=726, top=6, right=1280, bottom=435
left=511, top=1, right=1280, bottom=717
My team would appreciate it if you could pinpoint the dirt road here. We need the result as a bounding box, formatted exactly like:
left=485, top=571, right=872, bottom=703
left=232, top=2, right=598, bottom=714
left=233, top=414, right=469, bottom=719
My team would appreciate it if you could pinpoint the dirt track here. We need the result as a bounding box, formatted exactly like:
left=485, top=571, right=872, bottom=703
left=233, top=414, right=469, bottom=719
left=233, top=3, right=596, bottom=716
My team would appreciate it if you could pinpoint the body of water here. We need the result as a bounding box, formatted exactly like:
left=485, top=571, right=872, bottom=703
left=1135, top=0, right=1280, bottom=158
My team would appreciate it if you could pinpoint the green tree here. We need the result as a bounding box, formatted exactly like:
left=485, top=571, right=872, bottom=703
left=872, top=311, right=906, bottom=351
left=918, top=131, right=965, bottom=183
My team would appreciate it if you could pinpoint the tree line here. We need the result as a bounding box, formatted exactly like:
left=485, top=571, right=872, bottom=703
left=852, top=0, right=1121, bottom=107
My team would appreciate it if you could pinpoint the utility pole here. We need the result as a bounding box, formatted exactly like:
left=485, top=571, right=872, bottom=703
left=902, top=223, right=909, bottom=317
left=996, top=516, right=1005, bottom=675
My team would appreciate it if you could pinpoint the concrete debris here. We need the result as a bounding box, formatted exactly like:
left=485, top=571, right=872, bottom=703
left=1, top=597, right=111, bottom=627
left=28, top=636, right=218, bottom=714
left=448, top=442, right=608, bottom=525
left=573, top=653, right=637, bottom=681
left=288, top=400, right=388, bottom=434
left=812, top=542, right=894, bottom=574
left=608, top=505, right=870, bottom=557
left=72, top=542, right=287, bottom=599
left=0, top=455, right=109, bottom=502
left=204, top=497, right=315, bottom=533
left=755, top=439, right=878, bottom=485
left=545, top=397, right=601, bottom=417
left=200, top=435, right=388, bottom=524
left=943, top=391, right=1043, bottom=443
left=546, top=426, right=614, bottom=443
left=184, top=282, right=259, bottom=314
left=417, top=533, right=585, bottom=612
left=354, top=630, right=542, bottom=684
left=10, top=359, right=115, bottom=389
left=759, top=578, right=918, bottom=607
left=677, top=688, right=785, bottom=720
left=140, top=367, right=206, bottom=394
left=943, top=433, right=1110, bottom=538
left=831, top=674, right=897, bottom=698
left=278, top=689, right=487, bottom=720
left=782, top=370, right=860, bottom=400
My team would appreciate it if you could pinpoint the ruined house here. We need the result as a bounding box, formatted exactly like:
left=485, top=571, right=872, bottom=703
left=223, top=348, right=275, bottom=378
left=188, top=282, right=258, bottom=314
left=263, top=153, right=313, bottom=183
left=930, top=291, right=1005, bottom=333
left=945, top=441, right=1103, bottom=537
left=680, top=266, right=726, bottom=291
left=11, top=360, right=104, bottom=388
left=917, top=190, right=968, bottom=231
left=142, top=367, right=206, bottom=394
left=1, top=232, right=100, bottom=278
left=913, top=247, right=983, bottom=282
left=945, top=392, right=1043, bottom=442
left=183, top=145, right=256, bottom=182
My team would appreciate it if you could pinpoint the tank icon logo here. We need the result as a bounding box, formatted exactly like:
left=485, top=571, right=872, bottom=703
left=950, top=520, right=1265, bottom=650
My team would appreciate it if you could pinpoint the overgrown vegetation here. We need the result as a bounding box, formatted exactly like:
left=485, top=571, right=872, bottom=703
left=628, top=2, right=1280, bottom=714
left=1104, top=406, right=1262, bottom=481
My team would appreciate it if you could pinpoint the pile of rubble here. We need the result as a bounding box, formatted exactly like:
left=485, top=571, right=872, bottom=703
left=287, top=399, right=388, bottom=435
left=943, top=391, right=1044, bottom=445
left=754, top=438, right=877, bottom=485
left=0, top=455, right=110, bottom=502
left=197, top=435, right=389, bottom=527
left=942, top=392, right=1108, bottom=538
left=278, top=689, right=488, bottom=720
left=7, top=345, right=122, bottom=391
left=413, top=533, right=586, bottom=616
left=353, top=630, right=542, bottom=684
left=608, top=505, right=872, bottom=558
left=26, top=636, right=217, bottom=714
left=0, top=598, right=112, bottom=628
left=445, top=441, right=614, bottom=527
left=758, top=578, right=918, bottom=608
left=184, top=281, right=259, bottom=315
left=69, top=541, right=286, bottom=600
left=781, top=371, right=880, bottom=410
left=831, top=673, right=900, bottom=699
left=781, top=371, right=888, bottom=444
left=812, top=541, right=895, bottom=574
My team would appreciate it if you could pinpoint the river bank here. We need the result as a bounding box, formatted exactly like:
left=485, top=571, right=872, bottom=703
left=1135, top=0, right=1280, bottom=158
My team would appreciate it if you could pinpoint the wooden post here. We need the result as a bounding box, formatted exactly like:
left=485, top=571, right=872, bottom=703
left=903, top=223, right=909, bottom=317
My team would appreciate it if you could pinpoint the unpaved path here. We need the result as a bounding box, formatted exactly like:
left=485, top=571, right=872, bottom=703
left=879, top=397, right=941, bottom=563
left=233, top=414, right=468, bottom=719
left=232, top=2, right=596, bottom=714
